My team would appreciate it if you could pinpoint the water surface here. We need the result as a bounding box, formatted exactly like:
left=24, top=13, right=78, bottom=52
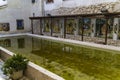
left=0, top=36, right=120, bottom=80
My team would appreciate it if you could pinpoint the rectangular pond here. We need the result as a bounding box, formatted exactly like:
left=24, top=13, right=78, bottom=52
left=0, top=35, right=120, bottom=80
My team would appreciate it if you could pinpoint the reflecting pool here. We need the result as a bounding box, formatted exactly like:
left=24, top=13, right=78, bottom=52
left=0, top=36, right=120, bottom=80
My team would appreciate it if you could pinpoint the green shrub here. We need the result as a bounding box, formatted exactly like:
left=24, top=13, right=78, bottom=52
left=2, top=54, right=29, bottom=75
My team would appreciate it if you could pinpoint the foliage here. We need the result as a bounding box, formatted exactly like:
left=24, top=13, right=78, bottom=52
left=2, top=54, right=29, bottom=75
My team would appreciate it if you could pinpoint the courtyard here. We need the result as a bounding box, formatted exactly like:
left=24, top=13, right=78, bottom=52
left=1, top=0, right=120, bottom=80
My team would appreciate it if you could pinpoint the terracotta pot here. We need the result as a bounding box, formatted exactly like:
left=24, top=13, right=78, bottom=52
left=10, top=70, right=23, bottom=80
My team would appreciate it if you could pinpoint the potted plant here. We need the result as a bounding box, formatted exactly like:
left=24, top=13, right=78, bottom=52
left=2, top=54, right=29, bottom=80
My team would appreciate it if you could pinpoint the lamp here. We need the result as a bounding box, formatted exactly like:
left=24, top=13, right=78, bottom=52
left=32, top=0, right=35, bottom=3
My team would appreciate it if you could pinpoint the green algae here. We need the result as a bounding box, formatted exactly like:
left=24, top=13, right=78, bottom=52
left=0, top=36, right=120, bottom=80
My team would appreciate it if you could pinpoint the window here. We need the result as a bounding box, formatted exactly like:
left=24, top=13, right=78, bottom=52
left=18, top=38, right=25, bottom=48
left=0, top=39, right=11, bottom=47
left=46, top=0, right=54, bottom=3
left=0, top=23, right=10, bottom=31
left=16, top=20, right=24, bottom=30
left=32, top=0, right=35, bottom=3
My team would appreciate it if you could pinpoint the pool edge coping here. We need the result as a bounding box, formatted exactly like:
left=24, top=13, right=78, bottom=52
left=1, top=33, right=120, bottom=51
left=1, top=33, right=120, bottom=79
left=26, top=33, right=120, bottom=52
left=0, top=46, right=65, bottom=80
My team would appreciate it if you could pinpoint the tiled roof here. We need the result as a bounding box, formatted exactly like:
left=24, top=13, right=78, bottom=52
left=46, top=2, right=120, bottom=16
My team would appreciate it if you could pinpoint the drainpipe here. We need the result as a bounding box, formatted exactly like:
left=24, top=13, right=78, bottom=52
left=31, top=19, right=34, bottom=34
left=41, top=0, right=45, bottom=16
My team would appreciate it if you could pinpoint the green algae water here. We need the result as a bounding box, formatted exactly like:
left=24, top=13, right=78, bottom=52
left=0, top=36, right=120, bottom=80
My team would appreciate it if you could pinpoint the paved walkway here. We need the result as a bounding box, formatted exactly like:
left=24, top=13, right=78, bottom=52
left=0, top=60, right=8, bottom=80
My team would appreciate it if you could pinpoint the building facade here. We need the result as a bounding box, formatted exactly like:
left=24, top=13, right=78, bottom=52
left=0, top=0, right=43, bottom=34
left=29, top=0, right=120, bottom=46
left=1, top=0, right=120, bottom=45
left=0, top=0, right=7, bottom=7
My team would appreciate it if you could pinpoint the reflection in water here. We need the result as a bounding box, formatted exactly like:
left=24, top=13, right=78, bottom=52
left=0, top=39, right=11, bottom=47
left=62, top=46, right=72, bottom=53
left=17, top=38, right=25, bottom=48
left=0, top=36, right=120, bottom=80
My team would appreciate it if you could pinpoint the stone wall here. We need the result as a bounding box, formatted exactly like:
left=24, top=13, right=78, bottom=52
left=0, top=0, right=43, bottom=34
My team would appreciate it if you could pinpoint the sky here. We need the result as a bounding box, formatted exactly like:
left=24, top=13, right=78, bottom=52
left=0, top=0, right=7, bottom=7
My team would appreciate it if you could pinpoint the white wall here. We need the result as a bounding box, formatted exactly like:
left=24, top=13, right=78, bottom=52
left=44, top=0, right=62, bottom=11
left=0, top=0, right=42, bottom=33
left=0, top=0, right=7, bottom=7
left=31, top=0, right=42, bottom=17
left=0, top=0, right=31, bottom=33
left=44, top=0, right=117, bottom=11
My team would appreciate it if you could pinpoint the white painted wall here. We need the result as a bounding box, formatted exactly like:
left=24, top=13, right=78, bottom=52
left=0, top=0, right=7, bottom=7
left=31, top=0, right=42, bottom=17
left=0, top=0, right=118, bottom=34
left=0, top=0, right=42, bottom=34
left=44, top=0, right=117, bottom=11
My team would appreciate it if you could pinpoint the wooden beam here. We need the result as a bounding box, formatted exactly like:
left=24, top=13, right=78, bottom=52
left=29, top=12, right=120, bottom=20
left=64, top=18, right=66, bottom=38
left=50, top=18, right=53, bottom=36
left=40, top=19, right=42, bottom=35
left=43, top=18, right=45, bottom=34
left=81, top=18, right=84, bottom=41
left=104, top=17, right=109, bottom=45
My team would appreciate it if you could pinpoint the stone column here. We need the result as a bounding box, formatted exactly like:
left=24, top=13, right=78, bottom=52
left=113, top=18, right=119, bottom=40
left=50, top=18, right=53, bottom=36
left=74, top=18, right=79, bottom=36
left=40, top=19, right=42, bottom=35
left=49, top=19, right=51, bottom=33
left=91, top=18, right=96, bottom=37
left=31, top=19, right=33, bottom=34
left=60, top=18, right=65, bottom=38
